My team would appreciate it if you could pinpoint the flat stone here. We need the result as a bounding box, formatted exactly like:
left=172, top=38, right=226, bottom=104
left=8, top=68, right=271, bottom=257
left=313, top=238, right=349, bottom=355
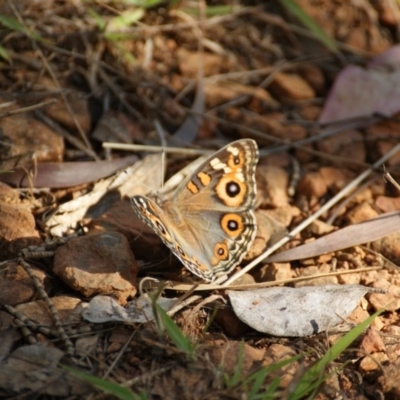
left=0, top=202, right=40, bottom=258
left=44, top=91, right=91, bottom=135
left=359, top=351, right=388, bottom=372
left=0, top=261, right=48, bottom=306
left=0, top=183, right=19, bottom=204
left=256, top=165, right=289, bottom=208
left=360, top=327, right=386, bottom=354
left=54, top=232, right=138, bottom=304
left=1, top=102, right=64, bottom=162
left=345, top=202, right=379, bottom=225
left=89, top=199, right=171, bottom=264
left=15, top=296, right=82, bottom=326
left=270, top=72, right=315, bottom=101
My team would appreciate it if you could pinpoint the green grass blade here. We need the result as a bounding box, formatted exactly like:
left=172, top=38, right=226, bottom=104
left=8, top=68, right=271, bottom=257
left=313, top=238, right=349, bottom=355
left=183, top=5, right=236, bottom=17
left=154, top=301, right=195, bottom=356
left=279, top=0, right=338, bottom=52
left=63, top=366, right=144, bottom=400
left=262, top=376, right=282, bottom=400
left=88, top=8, right=107, bottom=31
left=226, top=341, right=245, bottom=388
left=288, top=309, right=383, bottom=399
left=122, top=0, right=165, bottom=7
left=0, top=46, right=10, bottom=61
left=0, top=13, right=45, bottom=43
left=0, top=14, right=25, bottom=32
left=107, top=9, right=145, bottom=32
left=244, top=355, right=300, bottom=399
left=247, top=367, right=269, bottom=398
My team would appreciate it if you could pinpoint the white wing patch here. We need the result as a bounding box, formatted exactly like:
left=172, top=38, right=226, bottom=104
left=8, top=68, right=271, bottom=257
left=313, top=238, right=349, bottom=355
left=210, top=157, right=231, bottom=173
left=227, top=145, right=240, bottom=156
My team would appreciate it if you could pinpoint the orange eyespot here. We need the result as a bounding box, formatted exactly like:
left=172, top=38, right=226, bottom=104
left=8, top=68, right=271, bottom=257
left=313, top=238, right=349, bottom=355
left=227, top=150, right=245, bottom=169
left=220, top=213, right=244, bottom=236
left=215, top=176, right=247, bottom=207
left=214, top=241, right=229, bottom=261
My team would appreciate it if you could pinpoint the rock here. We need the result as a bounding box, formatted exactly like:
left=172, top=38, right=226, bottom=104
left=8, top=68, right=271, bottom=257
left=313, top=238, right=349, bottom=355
left=256, top=165, right=290, bottom=208
left=263, top=344, right=298, bottom=387
left=317, top=129, right=366, bottom=164
left=360, top=327, right=386, bottom=355
left=295, top=264, right=338, bottom=287
left=359, top=351, right=389, bottom=372
left=345, top=202, right=379, bottom=225
left=346, top=305, right=371, bottom=325
left=319, top=167, right=354, bottom=193
left=54, top=232, right=138, bottom=303
left=0, top=261, right=48, bottom=306
left=214, top=308, right=249, bottom=337
left=369, top=279, right=400, bottom=311
left=177, top=48, right=233, bottom=78
left=203, top=81, right=277, bottom=109
left=0, top=202, right=40, bottom=258
left=338, top=271, right=361, bottom=285
left=258, top=262, right=293, bottom=282
left=0, top=100, right=64, bottom=162
left=298, top=171, right=328, bottom=200
left=270, top=72, right=315, bottom=101
left=208, top=339, right=265, bottom=376
left=44, top=91, right=91, bottom=135
left=298, top=63, right=326, bottom=94
left=376, top=361, right=400, bottom=398
left=0, top=182, right=19, bottom=204
left=245, top=210, right=287, bottom=261
left=371, top=230, right=400, bottom=266
left=15, top=296, right=82, bottom=326
left=0, top=344, right=91, bottom=396
left=375, top=196, right=400, bottom=213
left=307, top=219, right=336, bottom=236
left=89, top=199, right=170, bottom=264
left=382, top=325, right=400, bottom=361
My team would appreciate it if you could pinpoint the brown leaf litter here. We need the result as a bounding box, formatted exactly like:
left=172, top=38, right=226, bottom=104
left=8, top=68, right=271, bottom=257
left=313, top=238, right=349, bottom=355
left=1, top=1, right=400, bottom=398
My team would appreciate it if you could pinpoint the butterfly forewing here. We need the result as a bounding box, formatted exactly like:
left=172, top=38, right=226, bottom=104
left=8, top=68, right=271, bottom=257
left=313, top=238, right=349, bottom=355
left=131, top=139, right=259, bottom=281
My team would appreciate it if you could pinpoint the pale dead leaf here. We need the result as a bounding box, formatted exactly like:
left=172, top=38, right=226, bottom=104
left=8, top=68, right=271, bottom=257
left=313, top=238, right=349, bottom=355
left=228, top=285, right=378, bottom=337
left=82, top=294, right=177, bottom=324
left=266, top=212, right=400, bottom=263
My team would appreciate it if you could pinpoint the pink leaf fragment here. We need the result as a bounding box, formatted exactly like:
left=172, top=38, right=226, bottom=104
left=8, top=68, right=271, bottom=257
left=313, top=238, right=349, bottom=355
left=0, top=155, right=138, bottom=188
left=319, top=45, right=400, bottom=124
left=266, top=211, right=400, bottom=263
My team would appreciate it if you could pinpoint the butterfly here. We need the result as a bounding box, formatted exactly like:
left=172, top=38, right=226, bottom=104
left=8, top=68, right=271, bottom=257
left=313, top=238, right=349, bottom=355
left=131, top=139, right=258, bottom=281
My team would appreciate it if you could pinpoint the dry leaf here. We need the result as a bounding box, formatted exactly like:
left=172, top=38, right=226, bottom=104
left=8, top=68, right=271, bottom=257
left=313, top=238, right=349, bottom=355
left=228, top=285, right=377, bottom=337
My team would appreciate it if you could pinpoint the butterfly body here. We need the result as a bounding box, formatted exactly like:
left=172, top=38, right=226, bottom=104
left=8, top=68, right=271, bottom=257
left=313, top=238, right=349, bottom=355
left=131, top=139, right=258, bottom=281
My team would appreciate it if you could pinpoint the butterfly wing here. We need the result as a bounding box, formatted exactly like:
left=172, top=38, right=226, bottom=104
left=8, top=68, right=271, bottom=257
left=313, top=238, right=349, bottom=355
left=131, top=139, right=259, bottom=281
left=173, top=139, right=258, bottom=211
left=170, top=139, right=258, bottom=279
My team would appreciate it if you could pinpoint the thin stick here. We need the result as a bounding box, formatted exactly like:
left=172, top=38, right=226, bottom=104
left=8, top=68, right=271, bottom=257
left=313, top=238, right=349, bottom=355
left=18, top=257, right=74, bottom=356
left=0, top=99, right=57, bottom=119
left=103, top=142, right=210, bottom=155
left=167, top=266, right=383, bottom=292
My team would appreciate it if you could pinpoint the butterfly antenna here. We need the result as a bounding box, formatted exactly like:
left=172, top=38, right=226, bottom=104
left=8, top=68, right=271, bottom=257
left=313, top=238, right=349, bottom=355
left=154, top=119, right=167, bottom=189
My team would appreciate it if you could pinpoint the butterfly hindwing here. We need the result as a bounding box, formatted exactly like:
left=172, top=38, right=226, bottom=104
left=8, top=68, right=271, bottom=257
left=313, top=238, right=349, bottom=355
left=131, top=139, right=259, bottom=281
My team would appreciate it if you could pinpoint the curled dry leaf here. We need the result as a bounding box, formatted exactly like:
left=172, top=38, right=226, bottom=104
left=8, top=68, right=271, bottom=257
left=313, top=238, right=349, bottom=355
left=228, top=285, right=378, bottom=337
left=0, top=155, right=138, bottom=188
left=266, top=211, right=400, bottom=263
left=82, top=294, right=177, bottom=324
left=46, top=154, right=162, bottom=236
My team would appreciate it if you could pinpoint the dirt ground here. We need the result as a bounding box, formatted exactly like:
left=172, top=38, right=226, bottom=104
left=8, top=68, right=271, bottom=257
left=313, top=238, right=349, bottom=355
left=1, top=0, right=400, bottom=399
